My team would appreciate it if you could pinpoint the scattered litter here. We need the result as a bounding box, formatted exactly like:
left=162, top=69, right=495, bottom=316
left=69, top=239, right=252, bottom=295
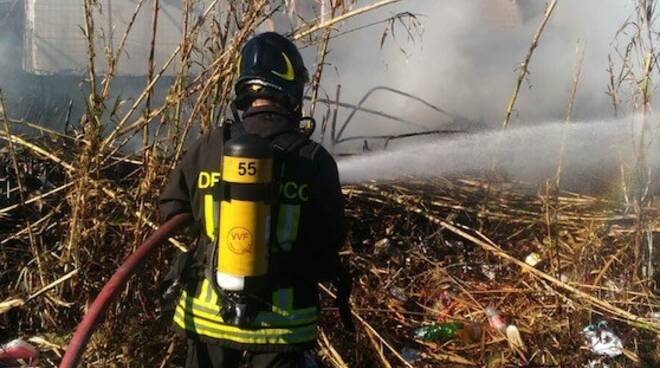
left=485, top=308, right=507, bottom=333
left=431, top=291, right=456, bottom=321
left=505, top=324, right=526, bottom=351
left=524, top=252, right=542, bottom=267
left=585, top=359, right=610, bottom=368
left=445, top=240, right=465, bottom=249
left=604, top=280, right=620, bottom=292
left=374, top=238, right=390, bottom=248
left=0, top=339, right=39, bottom=363
left=389, top=286, right=408, bottom=303
left=414, top=322, right=464, bottom=341
left=401, top=347, right=421, bottom=363
left=480, top=264, right=497, bottom=280
left=457, top=323, right=482, bottom=344
left=582, top=321, right=623, bottom=357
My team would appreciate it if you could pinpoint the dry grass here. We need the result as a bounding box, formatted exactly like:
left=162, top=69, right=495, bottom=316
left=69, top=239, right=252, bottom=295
left=320, top=178, right=659, bottom=367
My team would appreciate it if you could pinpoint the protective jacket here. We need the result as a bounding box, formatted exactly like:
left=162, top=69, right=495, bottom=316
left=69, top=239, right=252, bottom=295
left=158, top=105, right=347, bottom=352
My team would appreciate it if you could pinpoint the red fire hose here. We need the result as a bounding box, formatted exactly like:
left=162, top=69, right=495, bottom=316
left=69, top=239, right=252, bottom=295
left=59, top=213, right=193, bottom=368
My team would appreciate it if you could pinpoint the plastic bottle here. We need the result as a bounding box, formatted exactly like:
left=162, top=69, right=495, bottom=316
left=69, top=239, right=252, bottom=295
left=401, top=347, right=421, bottom=363
left=0, top=339, right=38, bottom=362
left=389, top=286, right=408, bottom=302
left=485, top=307, right=507, bottom=333
left=456, top=323, right=482, bottom=343
left=414, top=322, right=464, bottom=341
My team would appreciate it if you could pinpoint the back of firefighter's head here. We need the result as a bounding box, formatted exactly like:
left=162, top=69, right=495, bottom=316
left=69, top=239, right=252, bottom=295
left=234, top=32, right=309, bottom=114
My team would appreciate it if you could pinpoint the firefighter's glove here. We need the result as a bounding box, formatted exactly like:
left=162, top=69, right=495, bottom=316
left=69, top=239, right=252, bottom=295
left=159, top=250, right=196, bottom=313
left=337, top=299, right=355, bottom=333
left=335, top=271, right=355, bottom=332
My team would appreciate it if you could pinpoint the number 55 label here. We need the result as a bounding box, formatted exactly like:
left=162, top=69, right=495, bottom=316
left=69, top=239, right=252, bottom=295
left=222, top=157, right=272, bottom=184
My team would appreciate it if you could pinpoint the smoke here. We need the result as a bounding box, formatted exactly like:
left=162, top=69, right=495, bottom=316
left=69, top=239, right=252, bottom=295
left=317, top=0, right=636, bottom=141
left=303, top=0, right=660, bottom=190
left=338, top=117, right=660, bottom=190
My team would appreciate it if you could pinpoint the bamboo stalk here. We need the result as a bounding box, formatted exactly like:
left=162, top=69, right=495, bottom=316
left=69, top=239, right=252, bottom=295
left=308, top=8, right=335, bottom=119
left=101, top=0, right=221, bottom=150
left=292, top=0, right=403, bottom=40
left=101, top=0, right=147, bottom=99
left=502, top=0, right=559, bottom=129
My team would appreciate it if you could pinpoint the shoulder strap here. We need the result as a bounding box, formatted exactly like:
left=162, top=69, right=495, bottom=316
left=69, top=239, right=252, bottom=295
left=298, top=140, right=321, bottom=161
left=271, top=132, right=321, bottom=161
left=272, top=132, right=305, bottom=153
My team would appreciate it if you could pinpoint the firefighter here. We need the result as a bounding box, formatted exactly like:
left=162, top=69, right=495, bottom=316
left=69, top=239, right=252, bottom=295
left=158, top=32, right=352, bottom=368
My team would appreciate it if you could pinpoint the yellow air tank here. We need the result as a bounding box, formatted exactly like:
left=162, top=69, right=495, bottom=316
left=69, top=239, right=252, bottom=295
left=216, top=134, right=273, bottom=291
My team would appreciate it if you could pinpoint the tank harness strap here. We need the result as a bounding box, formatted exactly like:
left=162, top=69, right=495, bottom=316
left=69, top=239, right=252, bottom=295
left=204, top=122, right=231, bottom=299
left=268, top=133, right=314, bottom=253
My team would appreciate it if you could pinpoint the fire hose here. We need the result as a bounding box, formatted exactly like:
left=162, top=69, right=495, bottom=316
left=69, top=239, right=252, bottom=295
left=59, top=213, right=193, bottom=368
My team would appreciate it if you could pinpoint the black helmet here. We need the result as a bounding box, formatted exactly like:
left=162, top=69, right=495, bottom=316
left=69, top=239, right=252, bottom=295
left=235, top=32, right=309, bottom=113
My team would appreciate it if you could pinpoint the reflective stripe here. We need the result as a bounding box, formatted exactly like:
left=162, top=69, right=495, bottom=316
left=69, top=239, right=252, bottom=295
left=178, top=292, right=318, bottom=327
left=255, top=309, right=316, bottom=325
left=173, top=309, right=316, bottom=345
left=272, top=288, right=294, bottom=313
left=202, top=279, right=212, bottom=303
left=199, top=279, right=217, bottom=305
left=175, top=299, right=317, bottom=328
left=204, top=194, right=217, bottom=241
left=276, top=204, right=300, bottom=252
left=180, top=280, right=318, bottom=328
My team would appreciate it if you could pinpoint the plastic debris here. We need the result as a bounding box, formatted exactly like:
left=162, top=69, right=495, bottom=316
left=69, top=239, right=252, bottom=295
left=582, top=321, right=623, bottom=357
left=401, top=347, right=421, bottom=363
left=456, top=323, right=482, bottom=344
left=505, top=324, right=526, bottom=351
left=485, top=307, right=507, bottom=333
left=585, top=360, right=610, bottom=368
left=444, top=240, right=465, bottom=250
left=481, top=264, right=497, bottom=280
left=374, top=238, right=390, bottom=248
left=524, top=252, right=542, bottom=267
left=432, top=291, right=456, bottom=321
left=0, top=339, right=39, bottom=363
left=389, top=286, right=408, bottom=303
left=414, top=322, right=464, bottom=341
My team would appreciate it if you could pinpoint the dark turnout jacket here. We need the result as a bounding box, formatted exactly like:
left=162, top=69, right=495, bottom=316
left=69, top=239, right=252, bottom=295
left=158, top=105, right=347, bottom=351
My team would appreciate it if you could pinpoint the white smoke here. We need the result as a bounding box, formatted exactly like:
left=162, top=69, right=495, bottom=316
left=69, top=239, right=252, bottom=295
left=299, top=0, right=660, bottom=191
left=316, top=0, right=637, bottom=142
